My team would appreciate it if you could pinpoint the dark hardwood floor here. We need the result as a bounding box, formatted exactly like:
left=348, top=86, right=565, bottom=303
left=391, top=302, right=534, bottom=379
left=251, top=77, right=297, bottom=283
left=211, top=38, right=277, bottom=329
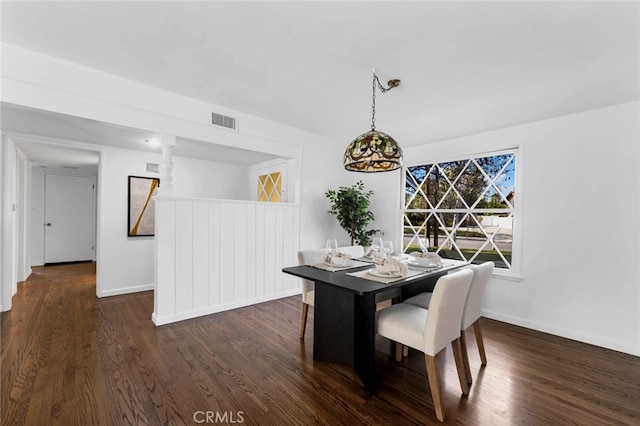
left=2, top=263, right=639, bottom=425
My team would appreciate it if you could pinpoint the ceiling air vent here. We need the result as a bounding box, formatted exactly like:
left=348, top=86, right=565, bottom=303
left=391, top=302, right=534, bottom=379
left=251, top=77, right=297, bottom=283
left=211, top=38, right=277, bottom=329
left=211, top=112, right=237, bottom=130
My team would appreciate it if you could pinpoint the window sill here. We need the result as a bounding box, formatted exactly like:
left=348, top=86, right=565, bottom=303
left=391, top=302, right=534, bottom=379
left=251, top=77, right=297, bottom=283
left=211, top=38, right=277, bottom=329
left=492, top=270, right=523, bottom=282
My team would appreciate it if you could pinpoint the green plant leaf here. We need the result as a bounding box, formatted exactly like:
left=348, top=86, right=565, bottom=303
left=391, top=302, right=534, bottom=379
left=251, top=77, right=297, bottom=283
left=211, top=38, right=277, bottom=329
left=325, top=180, right=379, bottom=246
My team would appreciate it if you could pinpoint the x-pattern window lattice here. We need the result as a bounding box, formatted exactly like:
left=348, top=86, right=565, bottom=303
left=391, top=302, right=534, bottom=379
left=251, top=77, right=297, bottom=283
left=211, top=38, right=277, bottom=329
left=258, top=172, right=282, bottom=202
left=404, top=153, right=516, bottom=269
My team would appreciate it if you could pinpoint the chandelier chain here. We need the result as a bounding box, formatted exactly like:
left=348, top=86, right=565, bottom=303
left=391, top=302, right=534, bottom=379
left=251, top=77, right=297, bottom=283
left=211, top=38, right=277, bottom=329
left=371, top=73, right=394, bottom=131
left=371, top=74, right=377, bottom=130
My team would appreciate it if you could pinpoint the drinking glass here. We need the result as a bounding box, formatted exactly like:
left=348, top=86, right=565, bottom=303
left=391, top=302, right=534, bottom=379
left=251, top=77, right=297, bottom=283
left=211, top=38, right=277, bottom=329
left=371, top=237, right=383, bottom=254
left=382, top=240, right=393, bottom=257
left=326, top=238, right=338, bottom=261
left=418, top=237, right=430, bottom=253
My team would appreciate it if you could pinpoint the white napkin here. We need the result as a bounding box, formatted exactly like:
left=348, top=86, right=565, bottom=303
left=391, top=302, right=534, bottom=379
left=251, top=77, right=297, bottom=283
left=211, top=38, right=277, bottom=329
left=326, top=251, right=352, bottom=264
left=412, top=252, right=442, bottom=267
left=376, top=257, right=409, bottom=276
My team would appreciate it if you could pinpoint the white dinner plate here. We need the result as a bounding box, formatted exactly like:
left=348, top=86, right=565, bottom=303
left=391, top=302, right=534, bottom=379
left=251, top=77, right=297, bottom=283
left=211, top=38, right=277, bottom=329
left=325, top=259, right=354, bottom=268
left=408, top=261, right=442, bottom=270
left=368, top=268, right=403, bottom=278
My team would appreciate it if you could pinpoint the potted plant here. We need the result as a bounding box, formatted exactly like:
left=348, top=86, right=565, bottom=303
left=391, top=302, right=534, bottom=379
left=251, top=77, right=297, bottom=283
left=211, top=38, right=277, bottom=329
left=325, top=180, right=380, bottom=246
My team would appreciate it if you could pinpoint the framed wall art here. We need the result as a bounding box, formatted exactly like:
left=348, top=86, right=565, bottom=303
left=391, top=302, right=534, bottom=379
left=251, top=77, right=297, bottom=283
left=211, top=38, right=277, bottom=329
left=128, top=175, right=160, bottom=237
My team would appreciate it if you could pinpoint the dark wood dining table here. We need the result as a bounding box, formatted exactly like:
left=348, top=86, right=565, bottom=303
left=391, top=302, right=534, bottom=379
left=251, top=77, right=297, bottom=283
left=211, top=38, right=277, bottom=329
left=282, top=260, right=467, bottom=394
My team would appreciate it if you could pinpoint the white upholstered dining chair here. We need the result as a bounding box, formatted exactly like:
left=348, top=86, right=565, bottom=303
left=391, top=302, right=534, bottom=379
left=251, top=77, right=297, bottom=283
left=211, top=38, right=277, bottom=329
left=375, top=269, right=474, bottom=422
left=297, top=245, right=365, bottom=339
left=404, top=261, right=494, bottom=384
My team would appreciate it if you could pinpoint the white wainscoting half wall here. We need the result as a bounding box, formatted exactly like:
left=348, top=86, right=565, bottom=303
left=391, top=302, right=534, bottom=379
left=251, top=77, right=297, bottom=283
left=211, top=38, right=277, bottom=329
left=153, top=196, right=300, bottom=325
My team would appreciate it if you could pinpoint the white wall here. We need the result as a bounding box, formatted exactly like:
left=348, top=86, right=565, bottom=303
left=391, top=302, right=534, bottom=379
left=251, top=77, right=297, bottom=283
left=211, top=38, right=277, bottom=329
left=14, top=148, right=30, bottom=282
left=364, top=101, right=640, bottom=356
left=299, top=146, right=352, bottom=248
left=96, top=147, right=158, bottom=296
left=0, top=136, right=17, bottom=311
left=30, top=167, right=45, bottom=265
left=0, top=138, right=4, bottom=310
left=171, top=156, right=249, bottom=200
left=360, top=168, right=405, bottom=246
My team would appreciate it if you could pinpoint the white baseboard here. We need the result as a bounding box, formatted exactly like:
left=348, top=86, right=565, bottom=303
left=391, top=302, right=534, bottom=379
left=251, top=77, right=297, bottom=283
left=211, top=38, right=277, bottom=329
left=98, top=283, right=154, bottom=298
left=152, top=288, right=301, bottom=326
left=482, top=309, right=640, bottom=357
left=17, top=268, right=32, bottom=283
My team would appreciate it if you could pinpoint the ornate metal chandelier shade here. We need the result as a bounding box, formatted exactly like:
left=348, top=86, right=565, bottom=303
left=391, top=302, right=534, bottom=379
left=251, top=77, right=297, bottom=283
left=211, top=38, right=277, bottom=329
left=344, top=130, right=403, bottom=172
left=344, top=70, right=403, bottom=172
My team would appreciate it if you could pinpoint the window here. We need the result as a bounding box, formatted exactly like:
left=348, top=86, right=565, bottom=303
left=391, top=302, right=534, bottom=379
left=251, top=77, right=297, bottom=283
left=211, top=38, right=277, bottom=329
left=403, top=151, right=517, bottom=271
left=257, top=172, right=283, bottom=202
left=251, top=159, right=289, bottom=203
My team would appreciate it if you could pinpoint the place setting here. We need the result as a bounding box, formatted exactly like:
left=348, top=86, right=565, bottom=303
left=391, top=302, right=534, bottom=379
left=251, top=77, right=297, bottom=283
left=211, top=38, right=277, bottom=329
left=347, top=239, right=424, bottom=283
left=313, top=239, right=371, bottom=272
left=407, top=252, right=444, bottom=271
left=348, top=256, right=424, bottom=283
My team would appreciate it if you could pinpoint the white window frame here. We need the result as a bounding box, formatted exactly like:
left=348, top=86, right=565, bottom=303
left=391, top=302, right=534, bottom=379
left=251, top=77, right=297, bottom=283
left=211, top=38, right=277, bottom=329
left=402, top=147, right=522, bottom=280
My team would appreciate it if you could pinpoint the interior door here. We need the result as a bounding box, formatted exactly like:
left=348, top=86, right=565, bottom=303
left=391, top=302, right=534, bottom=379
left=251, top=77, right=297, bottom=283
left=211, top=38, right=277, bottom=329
left=44, top=174, right=95, bottom=263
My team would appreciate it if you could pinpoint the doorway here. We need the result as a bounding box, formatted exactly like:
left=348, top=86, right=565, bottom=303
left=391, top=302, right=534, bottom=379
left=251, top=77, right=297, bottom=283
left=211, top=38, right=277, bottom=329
left=1, top=137, right=101, bottom=312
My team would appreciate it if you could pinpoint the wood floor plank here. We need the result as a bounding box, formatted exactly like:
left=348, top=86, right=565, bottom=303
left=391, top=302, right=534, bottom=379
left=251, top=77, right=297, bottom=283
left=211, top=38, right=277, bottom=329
left=2, top=262, right=639, bottom=425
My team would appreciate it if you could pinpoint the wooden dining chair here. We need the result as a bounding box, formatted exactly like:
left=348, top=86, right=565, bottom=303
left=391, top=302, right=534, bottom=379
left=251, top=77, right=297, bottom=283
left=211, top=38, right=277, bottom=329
left=375, top=269, right=473, bottom=422
left=404, top=261, right=495, bottom=384
left=297, top=245, right=365, bottom=339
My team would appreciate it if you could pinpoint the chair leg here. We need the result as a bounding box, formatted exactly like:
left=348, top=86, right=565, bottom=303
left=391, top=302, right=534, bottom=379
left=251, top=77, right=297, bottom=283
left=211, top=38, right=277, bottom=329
left=451, top=338, right=470, bottom=396
left=395, top=343, right=402, bottom=362
left=403, top=345, right=409, bottom=357
left=473, top=319, right=487, bottom=365
left=425, top=355, right=445, bottom=422
left=460, top=329, right=472, bottom=385
left=299, top=303, right=309, bottom=339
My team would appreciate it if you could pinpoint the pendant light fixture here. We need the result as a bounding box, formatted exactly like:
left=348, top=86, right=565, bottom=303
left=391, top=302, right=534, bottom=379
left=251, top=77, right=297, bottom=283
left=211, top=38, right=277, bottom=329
left=344, top=69, right=403, bottom=172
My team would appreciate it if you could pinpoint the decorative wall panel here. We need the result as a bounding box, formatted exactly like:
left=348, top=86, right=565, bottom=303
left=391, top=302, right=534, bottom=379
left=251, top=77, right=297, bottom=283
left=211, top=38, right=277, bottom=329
left=153, top=197, right=300, bottom=325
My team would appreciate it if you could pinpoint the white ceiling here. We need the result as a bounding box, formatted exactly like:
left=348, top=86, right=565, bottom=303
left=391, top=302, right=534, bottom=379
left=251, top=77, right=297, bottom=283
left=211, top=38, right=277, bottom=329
left=1, top=1, right=639, bottom=167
